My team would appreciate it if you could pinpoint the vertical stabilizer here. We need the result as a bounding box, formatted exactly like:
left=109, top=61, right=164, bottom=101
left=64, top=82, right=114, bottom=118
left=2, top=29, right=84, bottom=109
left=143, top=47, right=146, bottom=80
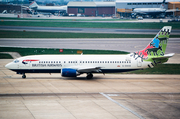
left=131, top=26, right=171, bottom=62
left=29, top=1, right=38, bottom=8
left=160, top=0, right=166, bottom=9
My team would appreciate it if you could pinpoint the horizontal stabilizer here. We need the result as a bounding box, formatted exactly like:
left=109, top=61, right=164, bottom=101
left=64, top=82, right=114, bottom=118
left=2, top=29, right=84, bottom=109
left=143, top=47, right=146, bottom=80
left=152, top=53, right=174, bottom=60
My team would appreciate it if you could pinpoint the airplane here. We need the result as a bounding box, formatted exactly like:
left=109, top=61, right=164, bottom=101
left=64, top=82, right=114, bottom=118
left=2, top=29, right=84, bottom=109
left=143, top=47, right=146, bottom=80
left=5, top=26, right=174, bottom=79
left=132, top=0, right=166, bottom=18
left=28, top=1, right=67, bottom=15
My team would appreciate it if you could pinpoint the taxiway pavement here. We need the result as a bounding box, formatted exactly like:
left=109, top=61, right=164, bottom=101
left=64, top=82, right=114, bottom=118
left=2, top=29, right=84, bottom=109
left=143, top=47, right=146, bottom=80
left=0, top=38, right=180, bottom=53
left=0, top=26, right=180, bottom=35
left=1, top=59, right=180, bottom=119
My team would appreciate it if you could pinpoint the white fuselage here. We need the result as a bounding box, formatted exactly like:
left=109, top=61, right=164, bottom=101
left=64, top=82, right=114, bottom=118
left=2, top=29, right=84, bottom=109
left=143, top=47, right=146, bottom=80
left=134, top=8, right=166, bottom=13
left=37, top=6, right=67, bottom=11
left=5, top=54, right=151, bottom=74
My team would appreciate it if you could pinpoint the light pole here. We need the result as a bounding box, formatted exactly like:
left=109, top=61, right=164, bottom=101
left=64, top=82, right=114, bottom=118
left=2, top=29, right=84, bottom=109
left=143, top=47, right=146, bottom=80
left=115, top=0, right=116, bottom=17
left=173, top=1, right=175, bottom=18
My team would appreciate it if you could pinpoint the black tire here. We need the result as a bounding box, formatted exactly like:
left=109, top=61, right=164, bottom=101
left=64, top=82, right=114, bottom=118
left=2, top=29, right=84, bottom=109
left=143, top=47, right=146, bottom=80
left=86, top=73, right=93, bottom=79
left=22, top=74, right=26, bottom=79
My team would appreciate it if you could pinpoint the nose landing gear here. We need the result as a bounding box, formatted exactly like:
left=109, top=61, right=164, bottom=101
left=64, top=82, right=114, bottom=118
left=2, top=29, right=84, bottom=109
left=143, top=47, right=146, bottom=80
left=22, top=73, right=26, bottom=79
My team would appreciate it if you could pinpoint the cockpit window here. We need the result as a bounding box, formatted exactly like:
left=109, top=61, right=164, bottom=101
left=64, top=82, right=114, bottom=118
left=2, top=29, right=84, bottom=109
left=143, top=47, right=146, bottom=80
left=13, top=59, right=19, bottom=63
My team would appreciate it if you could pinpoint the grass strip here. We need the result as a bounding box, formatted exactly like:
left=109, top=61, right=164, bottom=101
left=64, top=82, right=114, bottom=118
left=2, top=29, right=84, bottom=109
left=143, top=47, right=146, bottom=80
left=0, top=30, right=180, bottom=38
left=0, top=47, right=129, bottom=56
left=121, top=64, right=180, bottom=74
left=1, top=21, right=180, bottom=29
left=0, top=53, right=13, bottom=59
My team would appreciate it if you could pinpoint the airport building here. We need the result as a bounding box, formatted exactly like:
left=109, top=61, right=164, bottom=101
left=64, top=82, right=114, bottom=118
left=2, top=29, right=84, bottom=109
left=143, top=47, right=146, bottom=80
left=116, top=0, right=168, bottom=9
left=0, top=4, right=22, bottom=13
left=67, top=2, right=115, bottom=16
left=116, top=0, right=180, bottom=18
left=168, top=2, right=180, bottom=16
left=116, top=0, right=167, bottom=18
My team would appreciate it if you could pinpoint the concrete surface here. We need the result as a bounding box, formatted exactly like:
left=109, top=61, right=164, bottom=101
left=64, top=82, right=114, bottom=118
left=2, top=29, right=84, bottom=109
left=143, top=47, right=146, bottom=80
left=1, top=38, right=179, bottom=53
left=1, top=26, right=180, bottom=35
left=0, top=59, right=180, bottom=119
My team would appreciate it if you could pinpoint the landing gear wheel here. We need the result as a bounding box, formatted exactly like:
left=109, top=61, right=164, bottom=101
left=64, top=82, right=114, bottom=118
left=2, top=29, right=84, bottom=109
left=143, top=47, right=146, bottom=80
left=22, top=74, right=26, bottom=79
left=86, top=73, right=93, bottom=79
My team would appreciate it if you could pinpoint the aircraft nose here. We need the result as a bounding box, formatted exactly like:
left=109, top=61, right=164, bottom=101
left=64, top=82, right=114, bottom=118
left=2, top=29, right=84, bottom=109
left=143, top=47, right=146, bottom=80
left=5, top=62, right=13, bottom=69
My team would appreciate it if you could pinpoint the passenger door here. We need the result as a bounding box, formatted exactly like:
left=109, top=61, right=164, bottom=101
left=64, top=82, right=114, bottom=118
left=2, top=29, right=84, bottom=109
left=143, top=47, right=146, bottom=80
left=137, top=58, right=142, bottom=67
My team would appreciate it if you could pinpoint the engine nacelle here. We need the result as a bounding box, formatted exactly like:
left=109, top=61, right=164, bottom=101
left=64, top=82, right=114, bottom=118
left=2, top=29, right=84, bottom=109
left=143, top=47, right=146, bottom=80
left=61, top=68, right=79, bottom=77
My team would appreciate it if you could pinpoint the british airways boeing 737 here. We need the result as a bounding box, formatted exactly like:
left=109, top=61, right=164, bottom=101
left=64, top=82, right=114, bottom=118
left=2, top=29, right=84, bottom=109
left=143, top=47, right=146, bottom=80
left=5, top=26, right=174, bottom=79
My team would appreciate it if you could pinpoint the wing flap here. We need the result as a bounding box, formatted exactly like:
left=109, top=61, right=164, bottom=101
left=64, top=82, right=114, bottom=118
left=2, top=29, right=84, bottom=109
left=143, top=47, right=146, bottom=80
left=77, top=67, right=102, bottom=73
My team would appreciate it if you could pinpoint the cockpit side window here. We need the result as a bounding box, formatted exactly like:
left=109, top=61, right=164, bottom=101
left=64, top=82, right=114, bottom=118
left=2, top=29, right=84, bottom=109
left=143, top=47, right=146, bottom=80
left=13, top=59, right=19, bottom=63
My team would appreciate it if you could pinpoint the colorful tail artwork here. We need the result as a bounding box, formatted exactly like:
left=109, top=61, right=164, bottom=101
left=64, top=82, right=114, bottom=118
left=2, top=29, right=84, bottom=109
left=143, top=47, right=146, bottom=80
left=131, top=26, right=174, bottom=65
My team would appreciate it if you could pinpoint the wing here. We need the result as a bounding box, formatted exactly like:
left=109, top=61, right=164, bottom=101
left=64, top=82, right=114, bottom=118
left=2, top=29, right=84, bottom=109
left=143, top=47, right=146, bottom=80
left=77, top=67, right=102, bottom=73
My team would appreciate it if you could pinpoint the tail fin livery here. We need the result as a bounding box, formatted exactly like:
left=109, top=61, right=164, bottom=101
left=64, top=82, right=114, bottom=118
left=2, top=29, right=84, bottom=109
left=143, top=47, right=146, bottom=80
left=29, top=1, right=38, bottom=8
left=131, top=26, right=172, bottom=64
left=160, top=0, right=166, bottom=9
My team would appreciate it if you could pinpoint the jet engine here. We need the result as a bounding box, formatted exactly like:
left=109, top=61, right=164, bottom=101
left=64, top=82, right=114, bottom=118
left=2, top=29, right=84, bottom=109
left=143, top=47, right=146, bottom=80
left=61, top=68, right=79, bottom=77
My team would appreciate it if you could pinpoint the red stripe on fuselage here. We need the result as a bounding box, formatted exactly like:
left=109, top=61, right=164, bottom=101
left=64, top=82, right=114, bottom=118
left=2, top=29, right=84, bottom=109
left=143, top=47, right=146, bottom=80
left=22, top=59, right=39, bottom=62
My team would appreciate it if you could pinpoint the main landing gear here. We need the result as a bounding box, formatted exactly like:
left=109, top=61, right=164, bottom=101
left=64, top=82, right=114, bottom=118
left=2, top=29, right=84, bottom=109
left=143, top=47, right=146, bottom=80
left=22, top=73, right=26, bottom=79
left=86, top=73, right=93, bottom=79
